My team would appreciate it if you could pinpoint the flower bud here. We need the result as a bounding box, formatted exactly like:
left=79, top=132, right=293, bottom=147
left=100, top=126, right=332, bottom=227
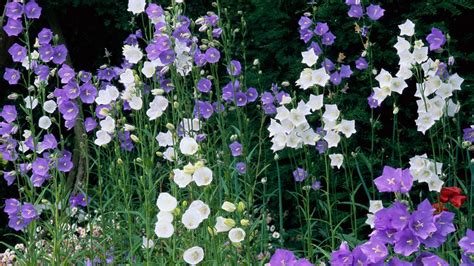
left=240, top=219, right=250, bottom=226
left=183, top=163, right=195, bottom=174
left=194, top=161, right=204, bottom=169
left=7, top=93, right=19, bottom=100
left=222, top=201, right=236, bottom=212
left=224, top=218, right=236, bottom=228
left=165, top=123, right=175, bottom=131
left=130, top=134, right=139, bottom=143
left=237, top=202, right=246, bottom=213
left=155, top=151, right=163, bottom=157
left=173, top=101, right=179, bottom=109
left=117, top=158, right=123, bottom=165
left=393, top=106, right=399, bottom=115
left=253, top=59, right=259, bottom=66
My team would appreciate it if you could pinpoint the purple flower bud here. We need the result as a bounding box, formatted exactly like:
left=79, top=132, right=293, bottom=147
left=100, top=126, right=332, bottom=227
left=3, top=171, right=16, bottom=186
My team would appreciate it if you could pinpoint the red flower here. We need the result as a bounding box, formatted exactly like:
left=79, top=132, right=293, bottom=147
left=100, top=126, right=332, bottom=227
left=440, top=186, right=466, bottom=208
left=432, top=202, right=448, bottom=213
left=450, top=195, right=467, bottom=208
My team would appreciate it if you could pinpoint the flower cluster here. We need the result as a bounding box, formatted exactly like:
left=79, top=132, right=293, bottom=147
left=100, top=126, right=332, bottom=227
left=4, top=199, right=38, bottom=231
left=344, top=1, right=385, bottom=21
left=332, top=199, right=454, bottom=265
left=409, top=154, right=444, bottom=192
left=371, top=20, right=463, bottom=134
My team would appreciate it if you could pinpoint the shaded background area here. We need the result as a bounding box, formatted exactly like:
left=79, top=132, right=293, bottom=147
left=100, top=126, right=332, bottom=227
left=1, top=0, right=473, bottom=248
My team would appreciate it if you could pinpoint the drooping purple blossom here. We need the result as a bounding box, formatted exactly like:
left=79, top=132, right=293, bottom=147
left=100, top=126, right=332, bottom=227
left=227, top=60, right=242, bottom=76
left=236, top=162, right=246, bottom=175
left=330, top=241, right=353, bottom=265
left=70, top=193, right=89, bottom=208
left=348, top=5, right=363, bottom=18
left=8, top=43, right=27, bottom=63
left=355, top=57, right=369, bottom=70
left=3, top=68, right=21, bottom=85
left=59, top=100, right=79, bottom=121
left=194, top=101, right=214, bottom=119
left=246, top=87, right=258, bottom=103
left=97, top=68, right=116, bottom=81
left=3, top=18, right=23, bottom=37
left=314, top=22, right=329, bottom=36
left=322, top=32, right=336, bottom=46
left=146, top=3, right=163, bottom=20
left=84, top=117, right=97, bottom=132
left=293, top=167, right=308, bottom=182
left=58, top=64, right=75, bottom=84
left=3, top=171, right=16, bottom=186
left=1, top=105, right=18, bottom=123
left=4, top=199, right=21, bottom=215
left=205, top=47, right=221, bottom=64
left=426, top=28, right=446, bottom=51
left=299, top=28, right=313, bottom=43
left=80, top=82, right=97, bottom=104
left=5, top=2, right=23, bottom=20
left=229, top=141, right=243, bottom=157
left=52, top=45, right=68, bottom=65
left=464, top=127, right=474, bottom=142
left=235, top=92, right=248, bottom=107
left=197, top=78, right=212, bottom=93
left=298, top=16, right=313, bottom=30
left=39, top=44, right=54, bottom=62
left=311, top=180, right=321, bottom=191
left=57, top=151, right=74, bottom=172
left=366, top=4, right=385, bottom=21
left=38, top=28, right=53, bottom=44
left=25, top=1, right=42, bottom=19
left=40, top=134, right=58, bottom=150
left=459, top=229, right=474, bottom=254
left=309, top=42, right=322, bottom=55
left=340, top=65, right=353, bottom=78
left=21, top=203, right=37, bottom=219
